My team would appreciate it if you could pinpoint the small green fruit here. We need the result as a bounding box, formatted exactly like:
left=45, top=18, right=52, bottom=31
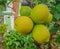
left=20, top=6, right=31, bottom=16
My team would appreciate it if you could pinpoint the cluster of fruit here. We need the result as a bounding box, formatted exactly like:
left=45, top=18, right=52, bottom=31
left=14, top=4, right=53, bottom=44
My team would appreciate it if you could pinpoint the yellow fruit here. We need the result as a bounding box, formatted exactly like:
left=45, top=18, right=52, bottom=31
left=20, top=6, right=31, bottom=16
left=32, top=25, right=50, bottom=44
left=30, top=4, right=49, bottom=24
left=45, top=13, right=53, bottom=23
left=14, top=16, right=34, bottom=34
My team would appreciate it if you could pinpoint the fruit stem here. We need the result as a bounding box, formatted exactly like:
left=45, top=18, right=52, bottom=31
left=48, top=33, right=58, bottom=49
left=39, top=44, right=45, bottom=49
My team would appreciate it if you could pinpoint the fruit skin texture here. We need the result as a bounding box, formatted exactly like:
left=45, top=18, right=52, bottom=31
left=32, top=25, right=50, bottom=44
left=14, top=16, right=34, bottom=34
left=20, top=6, right=31, bottom=16
left=30, top=4, right=49, bottom=24
left=45, top=13, right=53, bottom=23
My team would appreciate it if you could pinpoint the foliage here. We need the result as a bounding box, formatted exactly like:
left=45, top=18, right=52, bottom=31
left=4, top=30, right=37, bottom=49
left=0, top=0, right=7, bottom=6
left=0, top=0, right=16, bottom=6
left=47, top=0, right=60, bottom=44
left=0, top=24, right=7, bottom=34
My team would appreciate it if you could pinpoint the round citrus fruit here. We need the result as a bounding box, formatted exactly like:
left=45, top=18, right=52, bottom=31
left=30, top=4, right=49, bottom=24
left=14, top=16, right=34, bottom=34
left=20, top=6, right=31, bottom=16
left=45, top=12, right=53, bottom=23
left=32, top=25, right=50, bottom=44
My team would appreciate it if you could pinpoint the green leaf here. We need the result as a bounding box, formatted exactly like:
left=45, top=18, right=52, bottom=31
left=52, top=16, right=57, bottom=21
left=50, top=27, right=58, bottom=35
left=55, top=35, right=60, bottom=43
left=54, top=11, right=60, bottom=20
left=56, top=4, right=60, bottom=13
